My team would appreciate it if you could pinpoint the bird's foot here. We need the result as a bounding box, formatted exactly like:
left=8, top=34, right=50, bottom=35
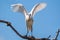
left=31, top=36, right=35, bottom=38
left=24, top=35, right=27, bottom=37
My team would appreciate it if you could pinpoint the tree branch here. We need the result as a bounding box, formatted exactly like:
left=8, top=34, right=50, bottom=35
left=0, top=20, right=51, bottom=40
left=53, top=29, right=60, bottom=40
left=0, top=20, right=39, bottom=40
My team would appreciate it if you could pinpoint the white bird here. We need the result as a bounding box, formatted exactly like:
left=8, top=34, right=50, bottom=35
left=11, top=3, right=47, bottom=36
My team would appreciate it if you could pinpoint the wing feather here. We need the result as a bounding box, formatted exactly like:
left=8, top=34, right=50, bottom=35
left=11, top=4, right=28, bottom=16
left=30, top=3, right=47, bottom=17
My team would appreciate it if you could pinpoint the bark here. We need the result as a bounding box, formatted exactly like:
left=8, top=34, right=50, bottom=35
left=0, top=20, right=59, bottom=40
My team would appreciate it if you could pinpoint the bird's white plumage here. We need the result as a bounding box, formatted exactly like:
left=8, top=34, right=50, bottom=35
left=11, top=3, right=28, bottom=17
left=11, top=3, right=23, bottom=6
left=30, top=3, right=47, bottom=17
left=11, top=3, right=47, bottom=17
left=11, top=3, right=47, bottom=36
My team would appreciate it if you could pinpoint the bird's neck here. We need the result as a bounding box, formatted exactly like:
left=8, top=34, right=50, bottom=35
left=25, top=15, right=29, bottom=20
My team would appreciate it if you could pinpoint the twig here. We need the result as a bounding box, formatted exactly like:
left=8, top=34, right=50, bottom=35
left=54, top=29, right=60, bottom=40
left=0, top=20, right=42, bottom=40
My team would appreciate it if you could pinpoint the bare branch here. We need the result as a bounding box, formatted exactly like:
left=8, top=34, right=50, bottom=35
left=53, top=29, right=60, bottom=40
left=0, top=20, right=39, bottom=40
left=0, top=20, right=51, bottom=40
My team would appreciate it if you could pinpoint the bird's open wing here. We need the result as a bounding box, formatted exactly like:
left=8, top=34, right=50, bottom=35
left=11, top=4, right=28, bottom=17
left=30, top=3, right=47, bottom=17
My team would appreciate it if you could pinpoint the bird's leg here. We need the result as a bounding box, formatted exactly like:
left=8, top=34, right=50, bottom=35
left=31, top=26, right=33, bottom=37
left=25, top=27, right=29, bottom=37
left=27, top=29, right=29, bottom=36
left=31, top=19, right=33, bottom=37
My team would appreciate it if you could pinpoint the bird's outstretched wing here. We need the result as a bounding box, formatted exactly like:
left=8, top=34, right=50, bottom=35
left=11, top=4, right=28, bottom=16
left=30, top=3, right=47, bottom=17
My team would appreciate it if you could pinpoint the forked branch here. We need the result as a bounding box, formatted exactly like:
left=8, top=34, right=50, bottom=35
left=0, top=20, right=41, bottom=40
left=53, top=29, right=60, bottom=40
left=1, top=20, right=59, bottom=40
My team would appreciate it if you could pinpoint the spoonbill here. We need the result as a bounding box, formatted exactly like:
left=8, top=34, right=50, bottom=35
left=11, top=3, right=47, bottom=36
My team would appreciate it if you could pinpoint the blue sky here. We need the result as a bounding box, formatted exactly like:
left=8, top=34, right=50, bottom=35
left=0, top=0, right=60, bottom=40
